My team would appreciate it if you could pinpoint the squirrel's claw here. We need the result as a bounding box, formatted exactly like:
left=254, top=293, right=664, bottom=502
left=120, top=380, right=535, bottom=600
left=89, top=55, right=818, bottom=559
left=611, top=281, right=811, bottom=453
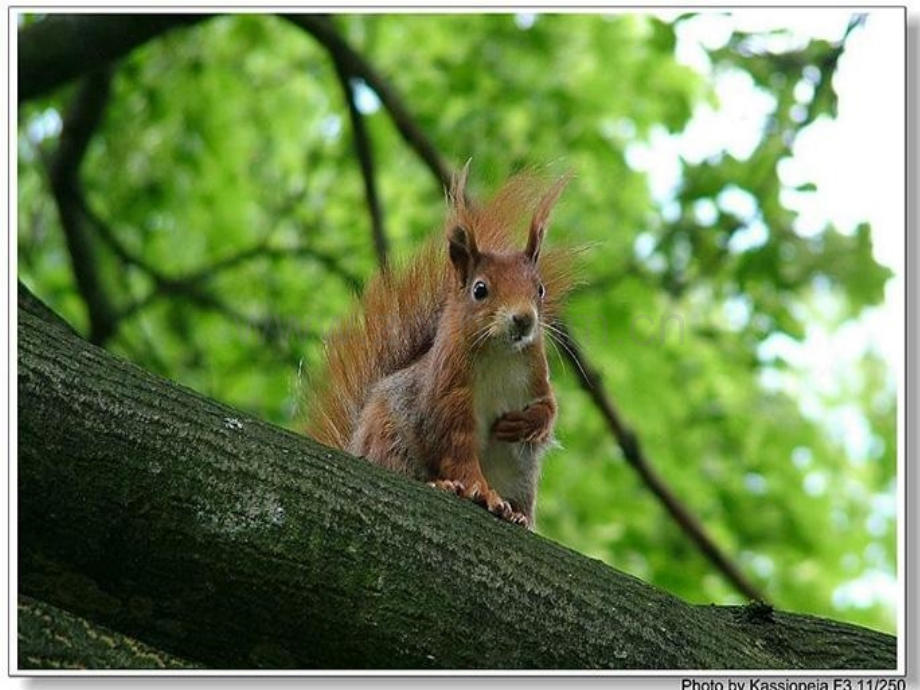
left=488, top=498, right=513, bottom=521
left=479, top=491, right=518, bottom=523
left=464, top=484, right=512, bottom=520
left=509, top=511, right=530, bottom=528
left=490, top=500, right=530, bottom=528
left=428, top=479, right=466, bottom=495
left=430, top=478, right=528, bottom=527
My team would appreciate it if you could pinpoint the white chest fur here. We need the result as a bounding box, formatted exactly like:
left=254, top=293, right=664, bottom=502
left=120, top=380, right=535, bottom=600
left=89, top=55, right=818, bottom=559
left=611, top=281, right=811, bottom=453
left=472, top=349, right=542, bottom=507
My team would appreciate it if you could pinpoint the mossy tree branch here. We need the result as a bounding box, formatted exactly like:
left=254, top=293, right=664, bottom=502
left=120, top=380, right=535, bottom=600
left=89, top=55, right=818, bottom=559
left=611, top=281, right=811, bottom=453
left=17, top=282, right=896, bottom=670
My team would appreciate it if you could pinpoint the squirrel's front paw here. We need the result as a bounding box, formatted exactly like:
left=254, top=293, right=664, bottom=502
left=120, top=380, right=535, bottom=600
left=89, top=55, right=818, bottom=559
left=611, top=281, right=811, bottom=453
left=492, top=403, right=553, bottom=444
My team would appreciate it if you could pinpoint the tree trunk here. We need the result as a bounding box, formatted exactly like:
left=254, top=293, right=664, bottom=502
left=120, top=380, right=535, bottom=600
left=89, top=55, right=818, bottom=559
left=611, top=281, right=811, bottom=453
left=16, top=282, right=897, bottom=670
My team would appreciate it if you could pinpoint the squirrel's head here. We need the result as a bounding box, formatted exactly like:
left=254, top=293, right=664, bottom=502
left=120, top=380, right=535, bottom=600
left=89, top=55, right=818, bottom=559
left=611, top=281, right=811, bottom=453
left=446, top=164, right=570, bottom=353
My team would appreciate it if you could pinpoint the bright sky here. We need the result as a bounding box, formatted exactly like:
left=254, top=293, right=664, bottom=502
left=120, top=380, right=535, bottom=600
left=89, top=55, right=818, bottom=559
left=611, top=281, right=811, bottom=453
left=631, top=8, right=904, bottom=621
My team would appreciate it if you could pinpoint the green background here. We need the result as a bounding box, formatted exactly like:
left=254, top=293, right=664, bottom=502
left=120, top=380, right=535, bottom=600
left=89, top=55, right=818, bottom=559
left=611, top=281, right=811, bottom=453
left=17, top=13, right=898, bottom=634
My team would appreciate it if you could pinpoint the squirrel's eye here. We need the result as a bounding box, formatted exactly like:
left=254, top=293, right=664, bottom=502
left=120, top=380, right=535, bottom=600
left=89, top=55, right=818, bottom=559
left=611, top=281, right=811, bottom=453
left=538, top=283, right=546, bottom=300
left=472, top=281, right=489, bottom=301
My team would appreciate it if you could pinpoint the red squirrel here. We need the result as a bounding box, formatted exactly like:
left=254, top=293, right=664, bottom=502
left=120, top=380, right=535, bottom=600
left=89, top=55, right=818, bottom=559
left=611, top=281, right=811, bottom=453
left=304, top=164, right=576, bottom=528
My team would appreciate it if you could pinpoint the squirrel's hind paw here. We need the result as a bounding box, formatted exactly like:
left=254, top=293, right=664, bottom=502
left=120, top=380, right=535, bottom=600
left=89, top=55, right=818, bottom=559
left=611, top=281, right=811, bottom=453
left=427, top=479, right=466, bottom=495
left=473, top=489, right=528, bottom=527
left=428, top=479, right=529, bottom=528
left=509, top=511, right=530, bottom=528
left=491, top=501, right=529, bottom=528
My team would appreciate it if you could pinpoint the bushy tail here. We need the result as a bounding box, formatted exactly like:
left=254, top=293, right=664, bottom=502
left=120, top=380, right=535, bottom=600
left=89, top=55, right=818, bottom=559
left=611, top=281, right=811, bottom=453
left=302, top=167, right=578, bottom=450
left=302, top=239, right=448, bottom=449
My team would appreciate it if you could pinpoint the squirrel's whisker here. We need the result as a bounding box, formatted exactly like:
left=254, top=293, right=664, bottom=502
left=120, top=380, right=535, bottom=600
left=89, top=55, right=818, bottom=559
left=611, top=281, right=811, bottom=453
left=541, top=324, right=589, bottom=383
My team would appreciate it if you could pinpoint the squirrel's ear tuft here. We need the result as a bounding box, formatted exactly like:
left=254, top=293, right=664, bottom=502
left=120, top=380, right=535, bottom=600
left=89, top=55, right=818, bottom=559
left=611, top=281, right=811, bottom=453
left=526, top=174, right=571, bottom=263
left=448, top=224, right=478, bottom=286
left=449, top=159, right=471, bottom=210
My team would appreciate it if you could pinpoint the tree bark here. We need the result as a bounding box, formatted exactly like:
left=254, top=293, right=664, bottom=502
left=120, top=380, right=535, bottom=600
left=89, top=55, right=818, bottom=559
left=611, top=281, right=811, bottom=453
left=17, top=282, right=897, bottom=670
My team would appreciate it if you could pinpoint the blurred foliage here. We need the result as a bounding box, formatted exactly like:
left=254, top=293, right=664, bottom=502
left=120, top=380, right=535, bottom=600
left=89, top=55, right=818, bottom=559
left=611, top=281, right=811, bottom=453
left=17, top=13, right=897, bottom=633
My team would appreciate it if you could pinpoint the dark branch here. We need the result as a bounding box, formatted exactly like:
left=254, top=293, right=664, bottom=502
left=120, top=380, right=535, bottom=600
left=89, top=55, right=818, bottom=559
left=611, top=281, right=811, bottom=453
left=71, top=203, right=340, bottom=345
left=330, top=53, right=389, bottom=268
left=85, top=201, right=361, bottom=295
left=47, top=69, right=118, bottom=345
left=554, top=323, right=766, bottom=603
left=18, top=14, right=207, bottom=103
left=183, top=241, right=362, bottom=293
left=283, top=14, right=454, bottom=191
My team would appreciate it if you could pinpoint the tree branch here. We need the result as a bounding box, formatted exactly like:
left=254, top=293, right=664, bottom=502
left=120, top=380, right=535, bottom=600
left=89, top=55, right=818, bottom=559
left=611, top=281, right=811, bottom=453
left=330, top=52, right=389, bottom=268
left=283, top=14, right=453, bottom=190
left=555, top=323, right=766, bottom=602
left=18, top=14, right=207, bottom=103
left=72, top=203, right=339, bottom=345
left=86, top=203, right=360, bottom=296
left=46, top=69, right=118, bottom=345
left=177, top=240, right=362, bottom=292
left=17, top=283, right=895, bottom=670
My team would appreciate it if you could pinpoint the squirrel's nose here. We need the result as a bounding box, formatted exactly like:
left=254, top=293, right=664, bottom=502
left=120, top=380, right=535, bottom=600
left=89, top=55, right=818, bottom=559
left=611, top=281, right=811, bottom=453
left=511, top=311, right=535, bottom=339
